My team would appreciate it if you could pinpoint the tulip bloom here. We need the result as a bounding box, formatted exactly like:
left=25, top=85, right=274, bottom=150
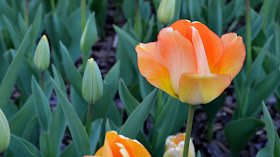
left=135, top=20, right=246, bottom=105
left=163, top=133, right=195, bottom=157
left=87, top=131, right=151, bottom=157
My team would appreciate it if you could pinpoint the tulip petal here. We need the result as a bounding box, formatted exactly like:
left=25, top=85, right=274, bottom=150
left=213, top=33, right=246, bottom=79
left=157, top=27, right=196, bottom=94
left=178, top=73, right=231, bottom=105
left=190, top=26, right=210, bottom=74
left=100, top=131, right=118, bottom=157
left=136, top=43, right=177, bottom=97
left=192, top=22, right=224, bottom=70
left=170, top=19, right=192, bottom=37
left=112, top=135, right=136, bottom=157
left=94, top=147, right=104, bottom=156
left=129, top=139, right=152, bottom=157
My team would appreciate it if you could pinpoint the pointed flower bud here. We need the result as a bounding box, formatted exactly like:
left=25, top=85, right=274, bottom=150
left=80, top=12, right=98, bottom=58
left=0, top=108, right=10, bottom=153
left=33, top=35, right=50, bottom=72
left=82, top=58, right=103, bottom=104
left=163, top=133, right=195, bottom=157
left=157, top=0, right=176, bottom=25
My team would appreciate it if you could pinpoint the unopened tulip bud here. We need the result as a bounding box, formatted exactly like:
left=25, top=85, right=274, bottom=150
left=33, top=35, right=50, bottom=72
left=80, top=13, right=98, bottom=58
left=157, top=0, right=175, bottom=25
left=0, top=108, right=10, bottom=153
left=82, top=58, right=103, bottom=104
left=163, top=133, right=195, bottom=157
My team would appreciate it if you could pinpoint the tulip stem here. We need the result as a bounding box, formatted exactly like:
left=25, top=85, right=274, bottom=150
left=183, top=104, right=195, bottom=157
left=86, top=103, right=94, bottom=136
left=40, top=72, right=45, bottom=93
left=246, top=0, right=251, bottom=72
left=81, top=0, right=86, bottom=32
left=50, top=0, right=55, bottom=12
left=157, top=90, right=163, bottom=115
left=24, top=0, right=29, bottom=26
left=207, top=121, right=214, bottom=142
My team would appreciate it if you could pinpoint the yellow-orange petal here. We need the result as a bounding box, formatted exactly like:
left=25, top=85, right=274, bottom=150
left=129, top=139, right=151, bottom=157
left=99, top=131, right=118, bottom=157
left=93, top=147, right=104, bottom=156
left=213, top=33, right=246, bottom=79
left=112, top=135, right=136, bottom=157
left=135, top=43, right=177, bottom=97
left=192, top=22, right=224, bottom=70
left=178, top=73, right=231, bottom=105
left=157, top=27, right=196, bottom=94
left=169, top=19, right=192, bottom=37
left=190, top=26, right=210, bottom=75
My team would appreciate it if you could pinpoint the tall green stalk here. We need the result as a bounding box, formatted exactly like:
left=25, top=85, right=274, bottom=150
left=50, top=0, right=55, bottom=12
left=183, top=105, right=195, bottom=157
left=24, top=0, right=29, bottom=26
left=86, top=103, right=94, bottom=136
left=81, top=0, right=86, bottom=31
left=40, top=72, right=45, bottom=93
left=246, top=0, right=251, bottom=72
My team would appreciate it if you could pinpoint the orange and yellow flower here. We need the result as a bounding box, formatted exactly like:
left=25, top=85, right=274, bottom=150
left=86, top=131, right=151, bottom=157
left=135, top=20, right=246, bottom=105
left=163, top=133, right=195, bottom=157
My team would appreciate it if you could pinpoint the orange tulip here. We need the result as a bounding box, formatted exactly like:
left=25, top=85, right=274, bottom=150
left=135, top=20, right=246, bottom=105
left=86, top=131, right=151, bottom=157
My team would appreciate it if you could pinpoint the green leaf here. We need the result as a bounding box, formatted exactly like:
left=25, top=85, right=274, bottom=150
left=202, top=93, right=225, bottom=122
left=119, top=79, right=140, bottom=115
left=31, top=76, right=52, bottom=133
left=93, top=62, right=120, bottom=120
left=225, top=118, right=264, bottom=156
left=9, top=96, right=36, bottom=136
left=256, top=147, right=271, bottom=157
left=90, top=119, right=103, bottom=153
left=208, top=0, right=222, bottom=36
left=246, top=67, right=280, bottom=117
left=122, top=0, right=136, bottom=19
left=139, top=74, right=155, bottom=99
left=59, top=41, right=83, bottom=96
left=52, top=65, right=66, bottom=94
left=0, top=27, right=31, bottom=108
left=262, top=103, right=280, bottom=156
left=51, top=78, right=91, bottom=156
left=119, top=89, right=158, bottom=139
left=2, top=15, right=22, bottom=48
left=60, top=143, right=78, bottom=157
left=8, top=134, right=40, bottom=157
left=113, top=25, right=138, bottom=71
left=187, top=0, right=202, bottom=21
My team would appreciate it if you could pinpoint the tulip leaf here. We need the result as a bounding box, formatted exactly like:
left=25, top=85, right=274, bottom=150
left=113, top=25, right=138, bottom=71
left=188, top=0, right=202, bottom=22
left=90, top=119, right=103, bottom=153
left=31, top=76, right=52, bottom=133
left=0, top=27, right=31, bottom=108
left=93, top=62, right=120, bottom=120
left=245, top=67, right=280, bottom=117
left=122, top=0, right=136, bottom=19
left=262, top=103, right=280, bottom=156
left=59, top=41, right=83, bottom=96
left=139, top=74, right=155, bottom=99
left=8, top=134, right=40, bottom=157
left=60, top=143, right=78, bottom=157
left=245, top=36, right=273, bottom=87
left=153, top=97, right=188, bottom=151
left=120, top=89, right=158, bottom=139
left=107, top=100, right=123, bottom=126
left=208, top=0, right=223, bottom=36
left=202, top=93, right=225, bottom=122
left=8, top=96, right=36, bottom=136
left=2, top=15, right=21, bottom=48
left=51, top=78, right=91, bottom=156
left=256, top=147, right=271, bottom=157
left=70, top=87, right=88, bottom=121
left=119, top=79, right=140, bottom=115
left=225, top=118, right=264, bottom=156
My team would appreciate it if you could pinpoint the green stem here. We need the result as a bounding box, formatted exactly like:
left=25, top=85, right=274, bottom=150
left=157, top=90, right=163, bottom=115
left=86, top=103, right=94, bottom=136
left=246, top=0, right=251, bottom=72
left=183, top=104, right=195, bottom=157
left=24, top=0, right=29, bottom=26
left=81, top=0, right=86, bottom=31
left=40, top=71, right=45, bottom=93
left=207, top=121, right=213, bottom=142
left=50, top=0, right=55, bottom=12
